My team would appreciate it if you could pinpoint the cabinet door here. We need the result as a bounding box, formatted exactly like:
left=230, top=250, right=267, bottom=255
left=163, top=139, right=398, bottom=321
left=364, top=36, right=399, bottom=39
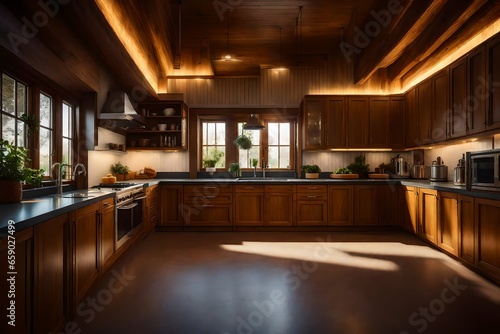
left=369, top=96, right=390, bottom=148
left=459, top=195, right=475, bottom=264
left=303, top=97, right=324, bottom=149
left=390, top=97, right=405, bottom=148
left=401, top=186, right=418, bottom=233
left=450, top=59, right=468, bottom=138
left=417, top=79, right=432, bottom=145
left=354, top=185, right=378, bottom=225
left=235, top=186, right=264, bottom=226
left=325, top=96, right=346, bottom=148
left=0, top=228, right=32, bottom=334
left=101, top=197, right=116, bottom=272
left=475, top=198, right=500, bottom=282
left=405, top=88, right=419, bottom=147
left=419, top=188, right=438, bottom=244
left=438, top=192, right=459, bottom=256
left=264, top=185, right=294, bottom=226
left=146, top=185, right=159, bottom=232
left=378, top=185, right=399, bottom=226
left=486, top=35, right=500, bottom=131
left=467, top=46, right=486, bottom=134
left=328, top=185, right=353, bottom=226
left=160, top=185, right=184, bottom=226
left=184, top=185, right=233, bottom=226
left=432, top=69, right=449, bottom=142
left=347, top=96, right=369, bottom=147
left=72, top=202, right=100, bottom=306
left=34, top=214, right=69, bottom=334
left=296, top=200, right=328, bottom=226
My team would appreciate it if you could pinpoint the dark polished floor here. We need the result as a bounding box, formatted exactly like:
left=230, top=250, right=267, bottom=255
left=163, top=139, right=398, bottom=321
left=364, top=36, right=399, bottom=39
left=74, top=231, right=500, bottom=334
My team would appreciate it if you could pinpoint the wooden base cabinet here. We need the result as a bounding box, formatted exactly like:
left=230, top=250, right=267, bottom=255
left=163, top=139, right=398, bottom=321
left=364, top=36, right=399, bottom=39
left=378, top=185, right=399, bottom=226
left=296, top=185, right=328, bottom=225
left=183, top=185, right=233, bottom=226
left=100, top=197, right=116, bottom=273
left=475, top=198, right=500, bottom=282
left=235, top=185, right=264, bottom=226
left=437, top=192, right=459, bottom=256
left=0, top=228, right=33, bottom=334
left=71, top=202, right=100, bottom=307
left=354, top=185, right=378, bottom=225
left=34, top=214, right=69, bottom=334
left=264, top=185, right=295, bottom=226
left=419, top=188, right=438, bottom=244
left=459, top=195, right=475, bottom=264
left=159, top=185, right=184, bottom=226
left=401, top=186, right=418, bottom=233
left=145, top=185, right=159, bottom=232
left=328, top=185, right=353, bottom=226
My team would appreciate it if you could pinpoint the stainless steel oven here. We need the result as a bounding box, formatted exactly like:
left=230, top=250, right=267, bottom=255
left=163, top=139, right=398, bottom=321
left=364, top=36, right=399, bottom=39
left=467, top=149, right=500, bottom=192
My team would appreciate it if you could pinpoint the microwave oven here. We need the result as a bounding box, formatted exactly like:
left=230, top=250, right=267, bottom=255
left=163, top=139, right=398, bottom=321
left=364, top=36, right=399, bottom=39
left=466, top=149, right=500, bottom=192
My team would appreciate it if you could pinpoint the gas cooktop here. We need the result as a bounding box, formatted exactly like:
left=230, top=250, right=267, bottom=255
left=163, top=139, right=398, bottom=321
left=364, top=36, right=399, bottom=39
left=92, top=182, right=140, bottom=189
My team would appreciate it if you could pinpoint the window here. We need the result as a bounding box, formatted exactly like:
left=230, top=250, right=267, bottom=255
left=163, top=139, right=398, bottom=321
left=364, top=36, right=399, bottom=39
left=62, top=101, right=74, bottom=168
left=237, top=123, right=260, bottom=168
left=267, top=122, right=290, bottom=168
left=39, top=92, right=53, bottom=176
left=1, top=73, right=27, bottom=147
left=201, top=121, right=226, bottom=168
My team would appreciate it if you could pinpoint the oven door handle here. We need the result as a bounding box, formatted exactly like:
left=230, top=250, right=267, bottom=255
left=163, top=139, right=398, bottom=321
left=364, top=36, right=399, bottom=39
left=117, top=202, right=139, bottom=210
left=134, top=195, right=147, bottom=201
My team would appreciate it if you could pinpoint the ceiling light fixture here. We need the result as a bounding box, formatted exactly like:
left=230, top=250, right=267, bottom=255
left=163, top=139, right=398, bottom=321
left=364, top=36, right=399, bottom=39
left=243, top=114, right=265, bottom=130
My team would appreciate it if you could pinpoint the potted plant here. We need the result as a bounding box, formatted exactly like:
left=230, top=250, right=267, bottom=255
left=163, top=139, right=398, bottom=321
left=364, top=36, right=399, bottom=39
left=347, top=155, right=370, bottom=178
left=0, top=140, right=29, bottom=202
left=20, top=113, right=40, bottom=135
left=110, top=161, right=130, bottom=181
left=302, top=164, right=321, bottom=178
left=202, top=149, right=224, bottom=175
left=228, top=162, right=241, bottom=178
left=234, top=134, right=252, bottom=150
left=24, top=167, right=46, bottom=188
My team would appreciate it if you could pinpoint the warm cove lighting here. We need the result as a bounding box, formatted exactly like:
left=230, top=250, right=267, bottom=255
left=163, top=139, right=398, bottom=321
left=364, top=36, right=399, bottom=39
left=95, top=0, right=159, bottom=91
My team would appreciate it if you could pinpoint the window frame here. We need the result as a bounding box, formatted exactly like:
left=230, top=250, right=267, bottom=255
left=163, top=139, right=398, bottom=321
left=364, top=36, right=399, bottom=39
left=1, top=73, right=28, bottom=148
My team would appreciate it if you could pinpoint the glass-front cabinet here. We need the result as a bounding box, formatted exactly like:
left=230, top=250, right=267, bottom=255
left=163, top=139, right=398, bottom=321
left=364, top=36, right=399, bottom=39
left=303, top=97, right=324, bottom=149
left=126, top=100, right=188, bottom=151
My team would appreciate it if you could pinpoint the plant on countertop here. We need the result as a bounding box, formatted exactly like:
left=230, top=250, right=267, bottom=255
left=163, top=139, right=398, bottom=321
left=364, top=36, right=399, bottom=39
left=333, top=167, right=353, bottom=174
left=347, top=155, right=370, bottom=177
left=110, top=161, right=130, bottom=175
left=202, top=149, right=224, bottom=168
left=234, top=134, right=253, bottom=150
left=0, top=140, right=29, bottom=181
left=377, top=162, right=395, bottom=174
left=228, top=162, right=241, bottom=177
left=251, top=158, right=259, bottom=168
left=24, top=167, right=46, bottom=188
left=302, top=164, right=321, bottom=173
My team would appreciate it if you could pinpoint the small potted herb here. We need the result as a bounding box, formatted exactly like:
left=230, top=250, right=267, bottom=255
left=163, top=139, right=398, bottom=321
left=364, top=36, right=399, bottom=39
left=202, top=149, right=224, bottom=175
left=347, top=155, right=370, bottom=178
left=228, top=162, right=241, bottom=178
left=110, top=161, right=130, bottom=181
left=302, top=164, right=321, bottom=178
left=0, top=140, right=30, bottom=202
left=24, top=167, right=46, bottom=188
left=234, top=134, right=252, bottom=150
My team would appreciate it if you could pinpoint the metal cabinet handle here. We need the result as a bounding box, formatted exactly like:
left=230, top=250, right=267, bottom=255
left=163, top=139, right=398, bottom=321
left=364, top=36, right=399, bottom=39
left=307, top=195, right=318, bottom=198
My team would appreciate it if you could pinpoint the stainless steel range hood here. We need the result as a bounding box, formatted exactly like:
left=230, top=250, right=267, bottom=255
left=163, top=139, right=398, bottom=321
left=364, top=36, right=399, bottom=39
left=98, top=92, right=145, bottom=131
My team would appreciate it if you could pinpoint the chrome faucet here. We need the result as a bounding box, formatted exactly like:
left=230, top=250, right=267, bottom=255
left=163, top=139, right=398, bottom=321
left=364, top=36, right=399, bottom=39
left=72, top=163, right=87, bottom=180
left=262, top=157, right=266, bottom=178
left=51, top=162, right=68, bottom=195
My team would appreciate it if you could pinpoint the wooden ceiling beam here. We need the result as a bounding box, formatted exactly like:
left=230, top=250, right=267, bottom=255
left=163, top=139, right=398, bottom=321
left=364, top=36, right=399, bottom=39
left=353, top=0, right=443, bottom=84
left=401, top=0, right=500, bottom=88
left=388, top=0, right=487, bottom=82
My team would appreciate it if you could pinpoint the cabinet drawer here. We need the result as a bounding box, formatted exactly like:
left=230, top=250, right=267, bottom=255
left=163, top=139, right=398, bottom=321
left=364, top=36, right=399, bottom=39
left=184, top=192, right=233, bottom=204
left=185, top=204, right=233, bottom=226
left=235, top=185, right=263, bottom=193
left=264, top=185, right=295, bottom=192
left=101, top=197, right=115, bottom=210
left=296, top=184, right=327, bottom=192
left=296, top=193, right=328, bottom=201
left=184, top=184, right=233, bottom=195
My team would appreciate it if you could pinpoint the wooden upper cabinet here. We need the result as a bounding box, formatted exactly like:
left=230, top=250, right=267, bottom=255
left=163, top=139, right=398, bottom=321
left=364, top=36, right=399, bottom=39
left=369, top=96, right=390, bottom=148
left=486, top=35, right=500, bottom=131
left=390, top=96, right=405, bottom=148
left=347, top=96, right=369, bottom=147
left=467, top=46, right=486, bottom=135
left=325, top=96, right=346, bottom=148
left=303, top=97, right=324, bottom=149
left=405, top=88, right=418, bottom=147
left=431, top=69, right=449, bottom=143
left=449, top=59, right=468, bottom=139
left=417, top=79, right=433, bottom=145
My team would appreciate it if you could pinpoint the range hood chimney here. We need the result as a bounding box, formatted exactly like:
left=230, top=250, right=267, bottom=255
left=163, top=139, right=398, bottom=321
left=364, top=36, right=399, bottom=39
left=98, top=92, right=145, bottom=131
